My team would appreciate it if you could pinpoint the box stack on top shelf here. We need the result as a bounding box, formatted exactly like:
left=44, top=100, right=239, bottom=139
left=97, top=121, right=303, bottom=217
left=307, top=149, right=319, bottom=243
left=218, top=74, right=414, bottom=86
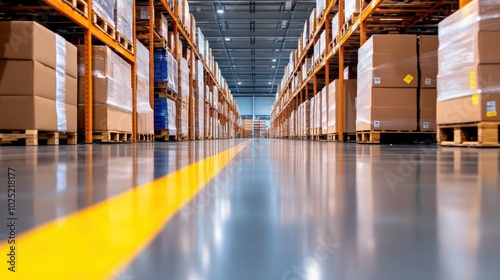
left=356, top=35, right=418, bottom=132
left=77, top=45, right=133, bottom=137
left=136, top=40, right=154, bottom=139
left=437, top=0, right=500, bottom=146
left=178, top=58, right=189, bottom=138
left=0, top=21, right=78, bottom=145
left=327, top=80, right=357, bottom=138
left=115, top=0, right=134, bottom=50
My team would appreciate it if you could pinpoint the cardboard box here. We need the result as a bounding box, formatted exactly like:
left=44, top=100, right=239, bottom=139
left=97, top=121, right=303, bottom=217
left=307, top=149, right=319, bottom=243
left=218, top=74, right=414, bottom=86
left=357, top=88, right=417, bottom=109
left=65, top=42, right=78, bottom=78
left=328, top=79, right=357, bottom=134
left=360, top=34, right=417, bottom=56
left=420, top=88, right=437, bottom=131
left=78, top=104, right=132, bottom=132
left=0, top=60, right=56, bottom=100
left=138, top=112, right=154, bottom=134
left=0, top=21, right=57, bottom=69
left=66, top=104, right=78, bottom=133
left=0, top=96, right=57, bottom=131
left=66, top=75, right=78, bottom=106
left=437, top=64, right=500, bottom=103
left=356, top=106, right=417, bottom=131
left=358, top=52, right=418, bottom=88
left=437, top=94, right=500, bottom=124
left=438, top=1, right=500, bottom=34
left=419, top=35, right=438, bottom=88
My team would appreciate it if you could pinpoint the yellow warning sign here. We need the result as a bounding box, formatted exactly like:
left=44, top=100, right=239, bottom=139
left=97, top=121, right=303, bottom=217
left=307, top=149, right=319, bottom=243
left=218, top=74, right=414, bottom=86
left=403, top=74, right=414, bottom=84
left=487, top=111, right=497, bottom=117
left=470, top=71, right=476, bottom=89
left=472, top=93, right=479, bottom=105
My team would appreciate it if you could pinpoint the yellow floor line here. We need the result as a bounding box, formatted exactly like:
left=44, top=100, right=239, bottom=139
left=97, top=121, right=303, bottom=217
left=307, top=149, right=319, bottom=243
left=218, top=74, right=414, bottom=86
left=0, top=140, right=251, bottom=279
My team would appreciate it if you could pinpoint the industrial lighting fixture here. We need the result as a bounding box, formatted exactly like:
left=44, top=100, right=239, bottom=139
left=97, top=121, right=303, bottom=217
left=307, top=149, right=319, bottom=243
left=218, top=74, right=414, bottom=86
left=216, top=6, right=225, bottom=13
left=238, top=82, right=242, bottom=85
left=380, top=18, right=403, bottom=21
left=268, top=82, right=272, bottom=84
left=272, top=59, right=277, bottom=62
left=225, top=37, right=231, bottom=41
left=271, top=66, right=276, bottom=68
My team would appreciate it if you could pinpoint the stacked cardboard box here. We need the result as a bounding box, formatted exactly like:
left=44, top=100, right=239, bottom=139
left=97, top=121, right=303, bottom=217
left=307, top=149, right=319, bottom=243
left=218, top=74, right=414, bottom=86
left=316, top=0, right=327, bottom=17
left=418, top=35, right=438, bottom=131
left=356, top=35, right=418, bottom=131
left=195, top=60, right=205, bottom=138
left=77, top=45, right=133, bottom=132
left=327, top=80, right=357, bottom=134
left=115, top=0, right=133, bottom=42
left=0, top=21, right=78, bottom=132
left=437, top=0, right=500, bottom=124
left=136, top=41, right=154, bottom=135
left=243, top=120, right=253, bottom=138
left=321, top=87, right=327, bottom=134
left=179, top=58, right=189, bottom=136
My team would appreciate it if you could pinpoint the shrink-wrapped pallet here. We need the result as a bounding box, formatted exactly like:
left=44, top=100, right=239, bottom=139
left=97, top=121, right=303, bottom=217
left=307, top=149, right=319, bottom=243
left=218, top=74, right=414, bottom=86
left=136, top=41, right=154, bottom=135
left=115, top=0, right=133, bottom=42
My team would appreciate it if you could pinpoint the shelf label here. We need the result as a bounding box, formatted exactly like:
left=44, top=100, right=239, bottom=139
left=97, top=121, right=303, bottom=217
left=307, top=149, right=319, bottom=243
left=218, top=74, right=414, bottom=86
left=472, top=93, right=479, bottom=105
left=374, top=121, right=380, bottom=128
left=486, top=101, right=497, bottom=117
left=424, top=78, right=432, bottom=85
left=403, top=74, right=414, bottom=84
left=374, top=77, right=381, bottom=84
left=470, top=71, right=476, bottom=89
left=423, top=122, right=430, bottom=129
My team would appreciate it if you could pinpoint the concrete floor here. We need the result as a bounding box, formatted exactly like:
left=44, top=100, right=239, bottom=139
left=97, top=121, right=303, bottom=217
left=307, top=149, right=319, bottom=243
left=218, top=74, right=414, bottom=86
left=1, top=139, right=500, bottom=279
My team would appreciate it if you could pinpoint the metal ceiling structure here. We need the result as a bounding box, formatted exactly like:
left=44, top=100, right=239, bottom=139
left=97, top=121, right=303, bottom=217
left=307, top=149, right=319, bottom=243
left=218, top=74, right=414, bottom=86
left=189, top=0, right=317, bottom=97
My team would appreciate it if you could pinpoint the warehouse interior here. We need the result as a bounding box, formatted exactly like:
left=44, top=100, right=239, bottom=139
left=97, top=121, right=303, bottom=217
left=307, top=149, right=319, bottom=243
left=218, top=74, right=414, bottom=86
left=1, top=0, right=500, bottom=279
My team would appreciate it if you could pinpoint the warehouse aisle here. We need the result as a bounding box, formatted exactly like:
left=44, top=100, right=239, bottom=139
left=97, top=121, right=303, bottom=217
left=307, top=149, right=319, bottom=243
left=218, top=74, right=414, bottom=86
left=1, top=140, right=500, bottom=279
left=122, top=140, right=500, bottom=280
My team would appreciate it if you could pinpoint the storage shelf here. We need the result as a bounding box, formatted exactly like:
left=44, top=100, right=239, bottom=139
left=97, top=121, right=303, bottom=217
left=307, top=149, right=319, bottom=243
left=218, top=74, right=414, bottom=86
left=271, top=0, right=458, bottom=140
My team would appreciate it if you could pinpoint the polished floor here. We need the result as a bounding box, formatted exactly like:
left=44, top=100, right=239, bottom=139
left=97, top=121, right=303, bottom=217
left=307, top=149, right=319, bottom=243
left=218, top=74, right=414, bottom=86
left=1, top=139, right=500, bottom=279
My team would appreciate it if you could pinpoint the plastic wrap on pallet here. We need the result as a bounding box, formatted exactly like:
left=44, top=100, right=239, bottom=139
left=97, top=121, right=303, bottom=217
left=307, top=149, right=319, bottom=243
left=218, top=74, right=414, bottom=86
left=437, top=0, right=500, bottom=102
left=357, top=35, right=418, bottom=92
left=214, top=87, right=219, bottom=110
left=319, top=30, right=326, bottom=56
left=154, top=49, right=178, bottom=93
left=196, top=60, right=205, bottom=138
left=303, top=21, right=309, bottom=46
left=309, top=9, right=316, bottom=36
left=316, top=0, right=326, bottom=17
left=345, top=0, right=362, bottom=22
left=93, top=0, right=116, bottom=28
left=78, top=46, right=132, bottom=113
left=156, top=14, right=168, bottom=39
left=332, top=13, right=339, bottom=42
left=196, top=28, right=205, bottom=58
left=179, top=58, right=189, bottom=103
left=168, top=99, right=177, bottom=135
left=179, top=102, right=188, bottom=136
left=322, top=87, right=327, bottom=132
left=137, top=41, right=154, bottom=134
left=154, top=98, right=168, bottom=129
left=115, top=0, right=133, bottom=42
left=55, top=34, right=67, bottom=133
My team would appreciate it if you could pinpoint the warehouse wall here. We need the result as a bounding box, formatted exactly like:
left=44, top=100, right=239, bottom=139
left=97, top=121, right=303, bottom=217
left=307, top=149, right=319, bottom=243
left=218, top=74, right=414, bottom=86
left=235, top=96, right=274, bottom=127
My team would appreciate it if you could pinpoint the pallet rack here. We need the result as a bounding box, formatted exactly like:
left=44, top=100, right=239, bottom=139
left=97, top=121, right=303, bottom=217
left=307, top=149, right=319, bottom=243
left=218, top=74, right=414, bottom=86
left=1, top=0, right=241, bottom=144
left=0, top=0, right=136, bottom=143
left=270, top=0, right=461, bottom=142
left=136, top=0, right=241, bottom=141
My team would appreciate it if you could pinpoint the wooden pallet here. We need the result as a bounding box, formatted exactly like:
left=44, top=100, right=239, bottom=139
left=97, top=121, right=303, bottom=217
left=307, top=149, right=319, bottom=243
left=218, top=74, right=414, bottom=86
left=90, top=131, right=132, bottom=143
left=340, top=13, right=359, bottom=38
left=327, top=133, right=356, bottom=142
left=0, top=130, right=77, bottom=146
left=116, top=32, right=134, bottom=53
left=137, top=134, right=154, bottom=142
left=437, top=121, right=500, bottom=147
left=63, top=0, right=88, bottom=17
left=92, top=11, right=116, bottom=39
left=154, top=129, right=170, bottom=141
left=356, top=130, right=436, bottom=144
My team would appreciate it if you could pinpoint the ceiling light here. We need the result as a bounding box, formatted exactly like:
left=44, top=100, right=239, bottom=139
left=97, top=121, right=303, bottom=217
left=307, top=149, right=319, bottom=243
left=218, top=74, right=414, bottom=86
left=269, top=82, right=272, bottom=85
left=238, top=82, right=242, bottom=85
left=225, top=38, right=231, bottom=41
left=380, top=18, right=403, bottom=21
left=271, top=66, right=276, bottom=68
left=217, top=6, right=225, bottom=14
left=272, top=59, right=277, bottom=62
